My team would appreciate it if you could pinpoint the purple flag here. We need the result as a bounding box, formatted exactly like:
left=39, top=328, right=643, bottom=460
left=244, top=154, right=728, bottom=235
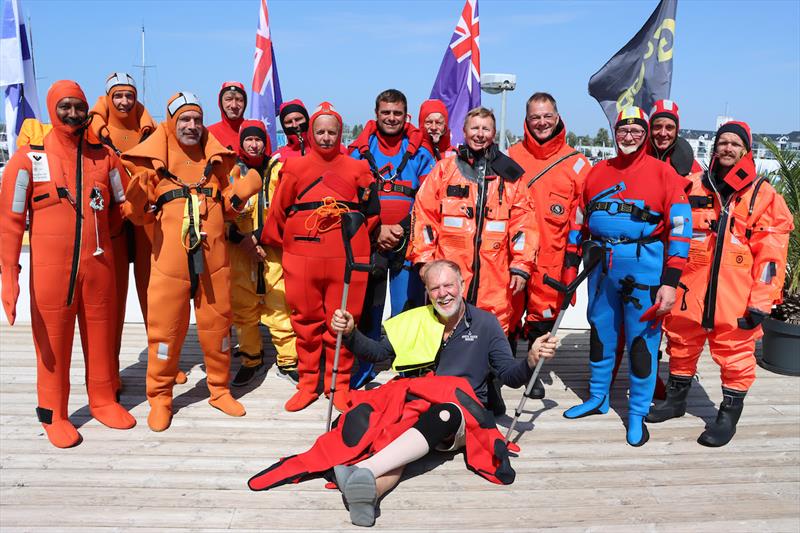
left=430, top=0, right=480, bottom=147
left=249, top=0, right=283, bottom=150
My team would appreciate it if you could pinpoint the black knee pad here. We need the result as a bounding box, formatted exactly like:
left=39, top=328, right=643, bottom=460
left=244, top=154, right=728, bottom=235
left=630, top=336, right=652, bottom=378
left=413, top=403, right=463, bottom=449
left=341, top=403, right=374, bottom=447
left=589, top=326, right=604, bottom=363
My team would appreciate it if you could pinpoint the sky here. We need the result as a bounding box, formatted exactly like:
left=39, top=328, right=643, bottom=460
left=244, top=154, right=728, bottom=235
left=4, top=0, right=800, bottom=136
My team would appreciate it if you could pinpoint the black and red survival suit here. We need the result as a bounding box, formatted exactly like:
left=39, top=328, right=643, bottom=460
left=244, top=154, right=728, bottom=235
left=261, top=102, right=379, bottom=413
left=0, top=80, right=136, bottom=448
left=650, top=121, right=793, bottom=447
left=248, top=374, right=518, bottom=491
left=122, top=92, right=262, bottom=432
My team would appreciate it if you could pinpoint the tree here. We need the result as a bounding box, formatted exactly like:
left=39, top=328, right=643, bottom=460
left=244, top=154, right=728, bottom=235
left=351, top=123, right=363, bottom=138
left=566, top=131, right=578, bottom=147
left=594, top=128, right=610, bottom=147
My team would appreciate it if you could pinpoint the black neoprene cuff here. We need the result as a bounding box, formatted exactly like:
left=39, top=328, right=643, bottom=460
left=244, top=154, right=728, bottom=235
left=227, top=225, right=245, bottom=244
left=661, top=267, right=682, bottom=288
left=510, top=268, right=530, bottom=281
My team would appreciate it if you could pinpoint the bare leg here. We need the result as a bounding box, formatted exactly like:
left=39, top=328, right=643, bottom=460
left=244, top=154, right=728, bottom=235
left=376, top=466, right=404, bottom=498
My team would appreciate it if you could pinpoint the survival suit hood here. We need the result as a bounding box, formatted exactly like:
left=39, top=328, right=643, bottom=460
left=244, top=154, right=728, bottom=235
left=522, top=114, right=567, bottom=160
left=613, top=106, right=649, bottom=164
left=47, top=80, right=90, bottom=143
left=418, top=99, right=452, bottom=158
left=308, top=101, right=344, bottom=162
left=206, top=81, right=247, bottom=150
left=237, top=119, right=270, bottom=169
left=88, top=72, right=156, bottom=152
left=646, top=99, right=696, bottom=176
left=709, top=120, right=756, bottom=193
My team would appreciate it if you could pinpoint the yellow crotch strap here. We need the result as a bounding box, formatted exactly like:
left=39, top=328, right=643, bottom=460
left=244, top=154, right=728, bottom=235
left=181, top=190, right=205, bottom=297
left=384, top=305, right=445, bottom=373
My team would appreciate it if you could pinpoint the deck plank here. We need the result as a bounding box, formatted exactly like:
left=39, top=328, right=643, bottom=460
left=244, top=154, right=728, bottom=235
left=1, top=322, right=798, bottom=531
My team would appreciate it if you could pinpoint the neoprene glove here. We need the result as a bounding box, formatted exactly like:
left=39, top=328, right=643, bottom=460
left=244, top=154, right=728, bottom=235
left=1, top=264, right=21, bottom=326
left=737, top=307, right=768, bottom=330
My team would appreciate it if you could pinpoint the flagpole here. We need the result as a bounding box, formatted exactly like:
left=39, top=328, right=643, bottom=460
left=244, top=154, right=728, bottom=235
left=134, top=25, right=155, bottom=108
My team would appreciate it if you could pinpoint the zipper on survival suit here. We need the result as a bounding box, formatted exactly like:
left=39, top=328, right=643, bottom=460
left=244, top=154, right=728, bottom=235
left=66, top=139, right=84, bottom=306
left=701, top=193, right=730, bottom=329
left=466, top=161, right=488, bottom=304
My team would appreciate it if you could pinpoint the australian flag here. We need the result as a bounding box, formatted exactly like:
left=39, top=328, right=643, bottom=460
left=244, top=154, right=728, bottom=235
left=589, top=0, right=677, bottom=128
left=430, top=0, right=480, bottom=147
left=1, top=0, right=41, bottom=157
left=249, top=0, right=283, bottom=150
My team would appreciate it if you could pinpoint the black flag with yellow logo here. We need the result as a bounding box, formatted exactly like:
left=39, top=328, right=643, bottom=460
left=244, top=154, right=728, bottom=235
left=589, top=0, right=677, bottom=128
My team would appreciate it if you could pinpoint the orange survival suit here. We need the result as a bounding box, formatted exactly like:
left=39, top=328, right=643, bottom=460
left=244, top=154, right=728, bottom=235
left=409, top=145, right=538, bottom=332
left=508, top=117, right=590, bottom=339
left=664, top=123, right=793, bottom=391
left=88, top=72, right=157, bottom=379
left=207, top=81, right=246, bottom=151
left=0, top=80, right=136, bottom=448
left=122, top=92, right=262, bottom=431
left=261, top=102, right=378, bottom=413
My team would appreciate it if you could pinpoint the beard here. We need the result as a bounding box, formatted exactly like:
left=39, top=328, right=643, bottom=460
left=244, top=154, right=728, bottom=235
left=433, top=298, right=462, bottom=320
left=618, top=143, right=640, bottom=155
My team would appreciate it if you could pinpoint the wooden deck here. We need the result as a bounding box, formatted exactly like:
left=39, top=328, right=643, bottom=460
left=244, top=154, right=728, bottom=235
left=1, top=322, right=798, bottom=532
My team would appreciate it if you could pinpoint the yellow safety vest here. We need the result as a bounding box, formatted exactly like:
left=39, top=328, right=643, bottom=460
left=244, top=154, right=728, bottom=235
left=383, top=305, right=444, bottom=372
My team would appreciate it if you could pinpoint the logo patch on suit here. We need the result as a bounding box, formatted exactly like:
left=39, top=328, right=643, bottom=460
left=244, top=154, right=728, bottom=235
left=550, top=203, right=565, bottom=215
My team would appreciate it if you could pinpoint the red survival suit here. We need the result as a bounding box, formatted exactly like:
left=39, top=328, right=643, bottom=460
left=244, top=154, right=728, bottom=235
left=207, top=81, right=247, bottom=150
left=122, top=92, right=261, bottom=431
left=409, top=145, right=538, bottom=332
left=0, top=80, right=136, bottom=448
left=248, top=374, right=517, bottom=491
left=664, top=122, right=793, bottom=391
left=418, top=99, right=455, bottom=161
left=508, top=117, right=590, bottom=337
left=88, top=72, right=157, bottom=383
left=262, top=102, right=378, bottom=413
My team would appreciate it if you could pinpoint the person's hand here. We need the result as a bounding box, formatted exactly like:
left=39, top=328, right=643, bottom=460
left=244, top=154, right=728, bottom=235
left=331, top=309, right=355, bottom=336
left=238, top=235, right=266, bottom=263
left=509, top=274, right=527, bottom=295
left=654, top=285, right=677, bottom=315
left=1, top=264, right=21, bottom=326
left=527, top=332, right=558, bottom=368
left=376, top=224, right=404, bottom=251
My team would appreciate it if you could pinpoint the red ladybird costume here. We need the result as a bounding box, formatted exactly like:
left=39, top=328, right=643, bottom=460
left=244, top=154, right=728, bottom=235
left=262, top=102, right=378, bottom=412
left=0, top=80, right=136, bottom=448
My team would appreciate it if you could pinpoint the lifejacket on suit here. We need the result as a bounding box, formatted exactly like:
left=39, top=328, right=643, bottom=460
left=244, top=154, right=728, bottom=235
left=409, top=145, right=538, bottom=332
left=0, top=80, right=135, bottom=448
left=508, top=117, right=590, bottom=326
left=248, top=374, right=517, bottom=491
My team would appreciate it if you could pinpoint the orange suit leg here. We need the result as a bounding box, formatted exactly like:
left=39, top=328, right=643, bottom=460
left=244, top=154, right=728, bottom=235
left=74, top=265, right=136, bottom=430
left=145, top=266, right=191, bottom=412
left=110, top=230, right=130, bottom=392
left=132, top=223, right=152, bottom=321
left=195, top=265, right=244, bottom=416
left=664, top=316, right=708, bottom=379
left=707, top=325, right=759, bottom=391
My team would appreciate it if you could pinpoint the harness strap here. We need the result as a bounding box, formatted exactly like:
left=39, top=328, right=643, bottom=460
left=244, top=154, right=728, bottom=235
left=587, top=201, right=661, bottom=224
left=155, top=187, right=222, bottom=212
left=744, top=175, right=769, bottom=239
left=362, top=148, right=417, bottom=198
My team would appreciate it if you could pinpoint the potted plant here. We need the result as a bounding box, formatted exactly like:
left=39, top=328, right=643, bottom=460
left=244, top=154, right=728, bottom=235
left=758, top=137, right=800, bottom=376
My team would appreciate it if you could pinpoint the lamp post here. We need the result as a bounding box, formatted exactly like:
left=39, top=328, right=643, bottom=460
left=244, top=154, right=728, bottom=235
left=480, top=73, right=516, bottom=152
